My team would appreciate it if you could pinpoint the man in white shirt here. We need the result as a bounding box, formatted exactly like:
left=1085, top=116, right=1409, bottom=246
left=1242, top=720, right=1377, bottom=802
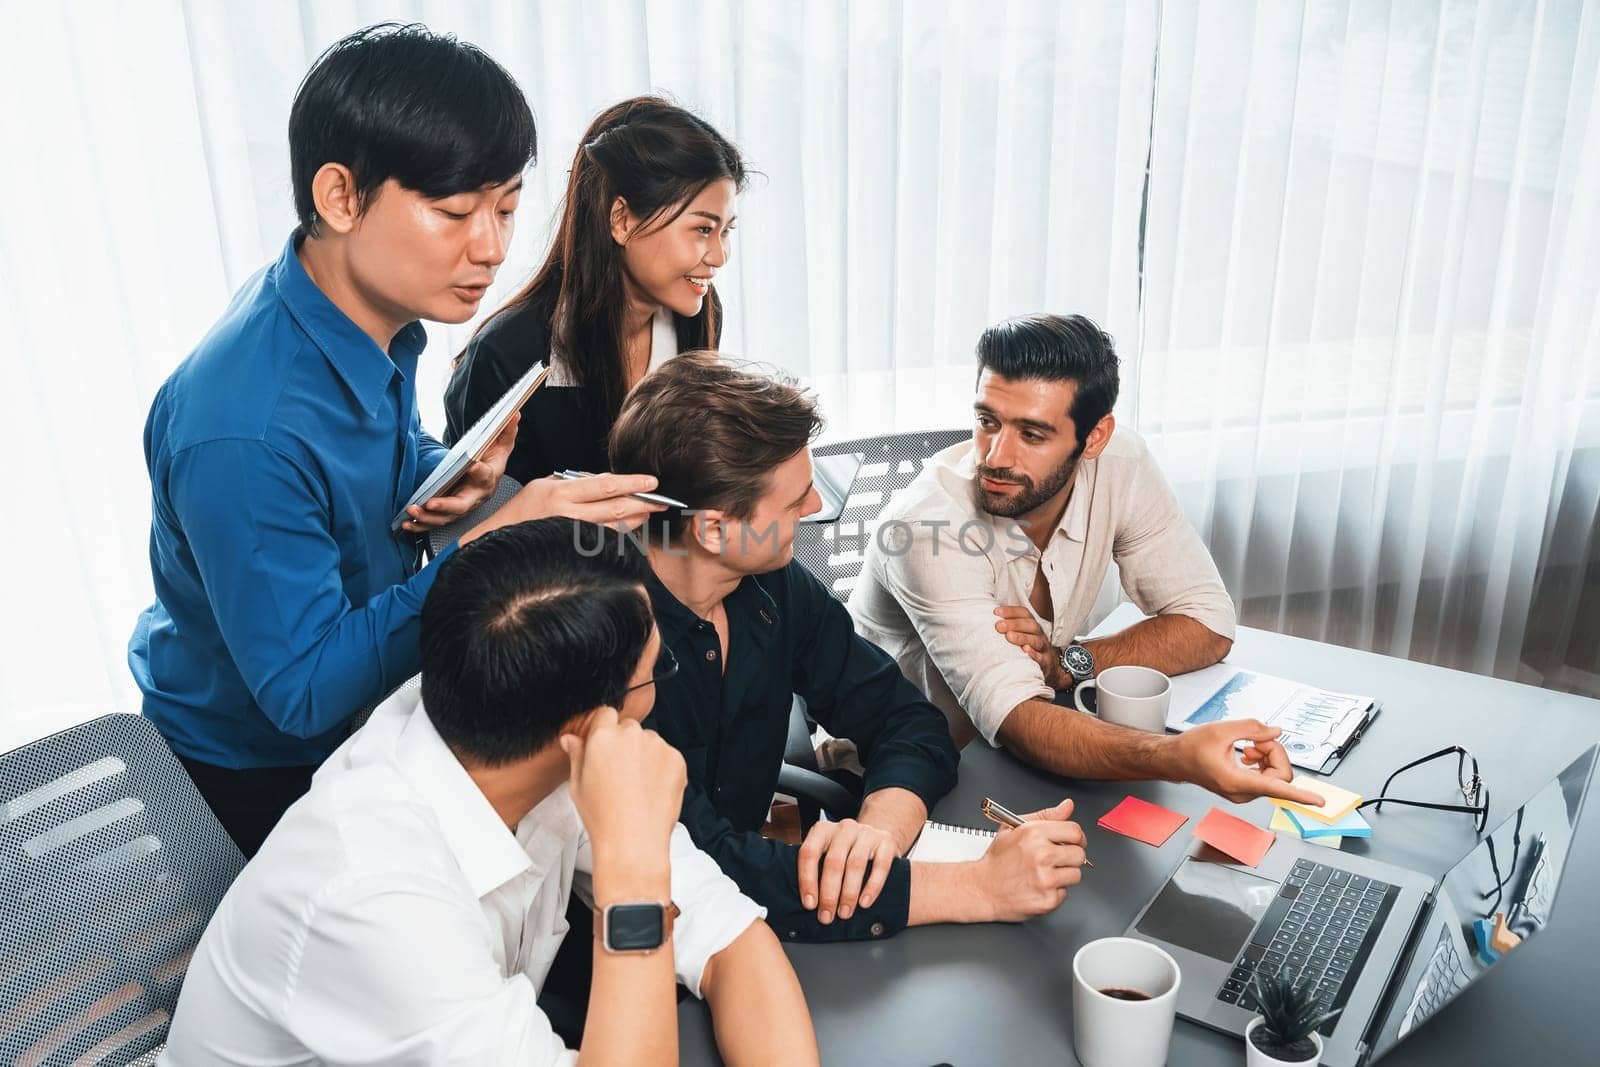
left=162, top=519, right=817, bottom=1066
left=851, top=314, right=1323, bottom=810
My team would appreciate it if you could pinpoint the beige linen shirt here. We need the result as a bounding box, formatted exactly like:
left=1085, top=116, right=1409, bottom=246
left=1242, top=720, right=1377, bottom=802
left=849, top=428, right=1236, bottom=748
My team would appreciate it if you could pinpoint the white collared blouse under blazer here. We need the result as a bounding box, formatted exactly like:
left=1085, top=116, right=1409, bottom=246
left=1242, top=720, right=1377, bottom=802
left=849, top=428, right=1236, bottom=748
left=161, top=685, right=764, bottom=1066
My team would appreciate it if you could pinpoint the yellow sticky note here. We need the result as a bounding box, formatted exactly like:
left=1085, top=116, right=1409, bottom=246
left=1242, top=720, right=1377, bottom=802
left=1274, top=777, right=1362, bottom=825
left=1270, top=807, right=1343, bottom=850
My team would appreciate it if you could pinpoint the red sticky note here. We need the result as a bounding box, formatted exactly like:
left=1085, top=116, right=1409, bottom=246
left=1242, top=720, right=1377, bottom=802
left=1098, top=796, right=1188, bottom=847
left=1193, top=808, right=1275, bottom=868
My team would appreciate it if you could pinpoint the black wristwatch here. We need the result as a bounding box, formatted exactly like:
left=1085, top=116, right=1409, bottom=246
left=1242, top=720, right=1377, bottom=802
left=1058, top=643, right=1095, bottom=690
left=595, top=901, right=679, bottom=954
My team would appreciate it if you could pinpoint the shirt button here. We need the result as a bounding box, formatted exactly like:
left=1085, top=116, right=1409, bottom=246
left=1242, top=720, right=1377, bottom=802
left=787, top=930, right=798, bottom=940
left=704, top=649, right=717, bottom=662
left=870, top=921, right=886, bottom=937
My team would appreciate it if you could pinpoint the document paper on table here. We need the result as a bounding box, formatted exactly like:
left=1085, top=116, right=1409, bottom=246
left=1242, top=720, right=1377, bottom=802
left=1165, top=664, right=1373, bottom=772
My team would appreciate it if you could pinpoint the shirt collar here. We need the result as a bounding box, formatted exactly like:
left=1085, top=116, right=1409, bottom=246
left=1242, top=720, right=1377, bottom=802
left=645, top=569, right=782, bottom=646
left=391, top=704, right=534, bottom=899
left=268, top=233, right=428, bottom=419
left=1058, top=455, right=1097, bottom=544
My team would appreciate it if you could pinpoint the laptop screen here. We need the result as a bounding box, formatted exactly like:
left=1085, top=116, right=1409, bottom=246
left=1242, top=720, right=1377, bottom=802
left=1369, top=743, right=1597, bottom=1060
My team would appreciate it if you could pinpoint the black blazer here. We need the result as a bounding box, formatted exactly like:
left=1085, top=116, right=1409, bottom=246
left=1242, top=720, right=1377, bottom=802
left=442, top=288, right=723, bottom=485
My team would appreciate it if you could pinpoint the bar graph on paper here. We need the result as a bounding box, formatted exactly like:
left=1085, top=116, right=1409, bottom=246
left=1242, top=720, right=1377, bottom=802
left=1167, top=667, right=1373, bottom=771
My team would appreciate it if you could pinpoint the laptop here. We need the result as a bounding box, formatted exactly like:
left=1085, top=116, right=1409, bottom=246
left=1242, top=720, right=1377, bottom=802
left=1124, top=744, right=1597, bottom=1066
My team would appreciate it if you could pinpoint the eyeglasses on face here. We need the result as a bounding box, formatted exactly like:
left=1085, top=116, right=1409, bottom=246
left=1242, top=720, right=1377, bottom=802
left=623, top=643, right=680, bottom=694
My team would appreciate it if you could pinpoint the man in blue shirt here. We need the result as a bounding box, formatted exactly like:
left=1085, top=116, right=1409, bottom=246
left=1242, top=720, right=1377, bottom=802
left=129, top=24, right=664, bottom=855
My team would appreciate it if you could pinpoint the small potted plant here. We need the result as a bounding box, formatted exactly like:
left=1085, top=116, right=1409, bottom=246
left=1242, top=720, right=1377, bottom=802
left=1244, top=971, right=1340, bottom=1066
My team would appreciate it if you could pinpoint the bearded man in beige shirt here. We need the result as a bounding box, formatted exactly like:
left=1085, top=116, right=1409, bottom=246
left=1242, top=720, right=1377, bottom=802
left=850, top=314, right=1322, bottom=810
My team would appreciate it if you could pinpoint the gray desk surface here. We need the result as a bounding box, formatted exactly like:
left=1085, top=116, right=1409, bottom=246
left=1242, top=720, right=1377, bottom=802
left=679, top=622, right=1600, bottom=1066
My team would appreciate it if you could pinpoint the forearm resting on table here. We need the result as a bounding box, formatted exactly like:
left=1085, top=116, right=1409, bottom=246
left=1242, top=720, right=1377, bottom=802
left=578, top=857, right=677, bottom=1067
left=1082, top=613, right=1231, bottom=677
left=996, top=698, right=1182, bottom=782
left=856, top=787, right=929, bottom=854
left=906, top=860, right=994, bottom=927
left=701, top=922, right=820, bottom=1067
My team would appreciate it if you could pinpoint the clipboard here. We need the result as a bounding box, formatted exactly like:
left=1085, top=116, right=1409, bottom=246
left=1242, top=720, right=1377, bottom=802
left=391, top=361, right=550, bottom=531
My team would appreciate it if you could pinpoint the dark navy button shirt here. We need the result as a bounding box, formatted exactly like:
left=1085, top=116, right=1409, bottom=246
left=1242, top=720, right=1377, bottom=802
left=129, top=234, right=455, bottom=769
left=644, top=561, right=959, bottom=942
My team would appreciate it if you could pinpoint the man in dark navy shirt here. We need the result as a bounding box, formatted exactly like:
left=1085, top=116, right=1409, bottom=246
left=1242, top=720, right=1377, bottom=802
left=609, top=352, right=1092, bottom=943
left=129, top=25, right=662, bottom=855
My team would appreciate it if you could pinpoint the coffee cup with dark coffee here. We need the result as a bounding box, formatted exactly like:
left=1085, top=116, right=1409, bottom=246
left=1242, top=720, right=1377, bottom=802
left=1072, top=937, right=1181, bottom=1067
left=1097, top=987, right=1152, bottom=1001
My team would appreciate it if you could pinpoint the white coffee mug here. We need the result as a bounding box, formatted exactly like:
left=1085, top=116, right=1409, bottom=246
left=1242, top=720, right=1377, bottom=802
left=1074, top=665, right=1171, bottom=733
left=1072, top=937, right=1182, bottom=1067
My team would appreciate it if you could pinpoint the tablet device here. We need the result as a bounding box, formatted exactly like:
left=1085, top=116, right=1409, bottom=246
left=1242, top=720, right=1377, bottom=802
left=802, top=452, right=865, bottom=524
left=391, top=361, right=551, bottom=531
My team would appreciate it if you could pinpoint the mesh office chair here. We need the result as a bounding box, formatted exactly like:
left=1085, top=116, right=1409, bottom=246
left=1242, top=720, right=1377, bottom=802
left=783, top=429, right=973, bottom=830
left=0, top=714, right=246, bottom=1066
left=426, top=475, right=525, bottom=557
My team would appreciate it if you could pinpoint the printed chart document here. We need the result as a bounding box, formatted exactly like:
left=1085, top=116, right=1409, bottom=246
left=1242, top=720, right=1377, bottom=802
left=1086, top=603, right=1377, bottom=773
left=1166, top=664, right=1373, bottom=772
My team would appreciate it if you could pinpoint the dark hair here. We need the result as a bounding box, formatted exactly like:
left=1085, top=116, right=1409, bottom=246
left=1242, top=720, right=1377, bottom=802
left=609, top=351, right=822, bottom=541
left=420, top=518, right=652, bottom=765
left=289, top=23, right=536, bottom=234
left=486, top=96, right=746, bottom=425
left=975, top=314, right=1121, bottom=447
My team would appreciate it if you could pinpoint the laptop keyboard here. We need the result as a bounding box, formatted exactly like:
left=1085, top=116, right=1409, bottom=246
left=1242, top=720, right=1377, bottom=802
left=1216, top=859, right=1398, bottom=1034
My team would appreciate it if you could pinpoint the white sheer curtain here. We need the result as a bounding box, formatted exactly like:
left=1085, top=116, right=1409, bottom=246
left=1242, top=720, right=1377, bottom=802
left=1137, top=0, right=1600, bottom=687
left=2, top=0, right=1594, bottom=749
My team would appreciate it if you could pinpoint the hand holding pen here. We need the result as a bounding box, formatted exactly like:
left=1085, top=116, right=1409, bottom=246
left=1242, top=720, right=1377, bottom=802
left=984, top=796, right=1093, bottom=868
left=554, top=469, right=688, bottom=510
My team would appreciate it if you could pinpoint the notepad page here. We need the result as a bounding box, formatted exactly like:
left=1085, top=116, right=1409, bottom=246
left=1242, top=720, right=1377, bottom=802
left=906, top=821, right=995, bottom=863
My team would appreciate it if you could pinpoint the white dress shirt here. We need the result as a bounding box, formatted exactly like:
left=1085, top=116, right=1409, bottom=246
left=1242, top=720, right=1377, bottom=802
left=161, top=686, right=764, bottom=1066
left=850, top=428, right=1236, bottom=747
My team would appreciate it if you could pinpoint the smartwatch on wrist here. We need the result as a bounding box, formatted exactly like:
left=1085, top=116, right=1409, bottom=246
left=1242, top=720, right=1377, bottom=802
left=1058, top=643, right=1095, bottom=690
left=595, top=901, right=679, bottom=954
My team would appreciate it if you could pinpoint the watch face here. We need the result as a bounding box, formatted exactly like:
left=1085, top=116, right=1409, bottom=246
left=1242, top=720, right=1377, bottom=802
left=606, top=904, right=665, bottom=951
left=1062, top=645, right=1094, bottom=677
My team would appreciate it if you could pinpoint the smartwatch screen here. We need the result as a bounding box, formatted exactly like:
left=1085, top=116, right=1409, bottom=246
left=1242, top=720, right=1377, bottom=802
left=606, top=904, right=665, bottom=951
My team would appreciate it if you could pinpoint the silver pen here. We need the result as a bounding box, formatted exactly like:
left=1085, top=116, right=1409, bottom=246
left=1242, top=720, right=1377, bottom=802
left=554, top=469, right=688, bottom=510
left=982, top=796, right=1093, bottom=868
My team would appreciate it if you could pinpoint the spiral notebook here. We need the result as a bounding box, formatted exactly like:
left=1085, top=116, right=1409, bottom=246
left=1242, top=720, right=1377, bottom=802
left=906, top=820, right=995, bottom=863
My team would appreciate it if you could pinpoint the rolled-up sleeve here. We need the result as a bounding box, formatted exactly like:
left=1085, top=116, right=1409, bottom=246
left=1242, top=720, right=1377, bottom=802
left=665, top=825, right=765, bottom=997
left=1115, top=452, right=1236, bottom=640
left=169, top=439, right=457, bottom=741
left=871, top=520, right=1054, bottom=746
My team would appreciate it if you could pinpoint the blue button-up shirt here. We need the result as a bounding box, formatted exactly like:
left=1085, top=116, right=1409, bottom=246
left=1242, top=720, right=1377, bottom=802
left=129, top=235, right=455, bottom=769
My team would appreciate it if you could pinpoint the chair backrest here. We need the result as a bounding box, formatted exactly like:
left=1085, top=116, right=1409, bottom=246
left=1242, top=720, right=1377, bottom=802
left=794, top=430, right=972, bottom=600
left=1, top=714, right=245, bottom=1066
left=427, top=475, right=524, bottom=557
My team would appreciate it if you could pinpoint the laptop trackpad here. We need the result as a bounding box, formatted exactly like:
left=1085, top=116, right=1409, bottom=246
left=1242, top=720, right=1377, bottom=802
left=1135, top=858, right=1279, bottom=962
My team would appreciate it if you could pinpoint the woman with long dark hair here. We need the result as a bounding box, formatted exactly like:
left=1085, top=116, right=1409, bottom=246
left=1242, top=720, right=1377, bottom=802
left=444, top=96, right=745, bottom=483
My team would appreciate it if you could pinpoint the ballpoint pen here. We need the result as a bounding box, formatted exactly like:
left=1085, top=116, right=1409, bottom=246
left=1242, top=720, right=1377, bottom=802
left=553, top=469, right=689, bottom=510
left=982, top=796, right=1093, bottom=867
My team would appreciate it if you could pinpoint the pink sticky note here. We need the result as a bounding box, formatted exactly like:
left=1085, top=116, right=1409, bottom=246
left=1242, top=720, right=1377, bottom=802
left=1193, top=808, right=1276, bottom=868
left=1098, top=796, right=1188, bottom=847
